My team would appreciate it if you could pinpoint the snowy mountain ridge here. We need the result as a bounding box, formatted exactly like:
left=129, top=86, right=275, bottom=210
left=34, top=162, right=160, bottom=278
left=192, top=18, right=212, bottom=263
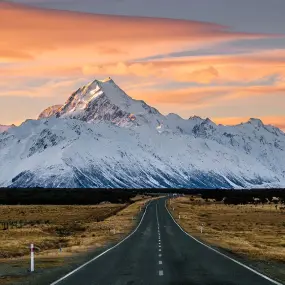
left=0, top=77, right=284, bottom=188
left=0, top=124, right=15, bottom=133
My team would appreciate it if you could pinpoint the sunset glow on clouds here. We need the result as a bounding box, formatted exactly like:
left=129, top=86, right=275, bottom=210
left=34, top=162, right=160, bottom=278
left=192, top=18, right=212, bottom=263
left=0, top=1, right=285, bottom=131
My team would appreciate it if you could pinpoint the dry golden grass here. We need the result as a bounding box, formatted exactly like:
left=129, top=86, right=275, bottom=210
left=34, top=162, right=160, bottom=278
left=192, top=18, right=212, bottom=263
left=168, top=196, right=285, bottom=262
left=0, top=257, right=65, bottom=285
left=0, top=196, right=159, bottom=285
left=0, top=196, right=153, bottom=260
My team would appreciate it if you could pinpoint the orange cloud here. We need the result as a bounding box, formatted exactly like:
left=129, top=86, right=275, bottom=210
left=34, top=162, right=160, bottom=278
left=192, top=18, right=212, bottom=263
left=83, top=62, right=221, bottom=83
left=149, top=51, right=285, bottom=83
left=80, top=49, right=285, bottom=84
left=0, top=2, right=278, bottom=63
left=128, top=86, right=230, bottom=108
left=0, top=2, right=284, bottom=84
left=225, top=85, right=285, bottom=100
left=129, top=84, right=285, bottom=104
left=0, top=77, right=87, bottom=98
left=3, top=51, right=283, bottom=86
left=0, top=49, right=33, bottom=62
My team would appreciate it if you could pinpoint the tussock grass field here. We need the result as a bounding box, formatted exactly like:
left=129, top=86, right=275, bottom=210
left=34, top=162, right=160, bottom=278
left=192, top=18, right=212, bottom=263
left=0, top=196, right=151, bottom=259
left=168, top=196, right=285, bottom=282
left=0, top=204, right=124, bottom=259
left=0, top=195, right=154, bottom=285
left=168, top=196, right=285, bottom=261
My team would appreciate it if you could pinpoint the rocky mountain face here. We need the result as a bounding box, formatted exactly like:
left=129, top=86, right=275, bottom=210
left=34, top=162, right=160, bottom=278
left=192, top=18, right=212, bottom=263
left=38, top=105, right=63, bottom=119
left=0, top=78, right=284, bottom=188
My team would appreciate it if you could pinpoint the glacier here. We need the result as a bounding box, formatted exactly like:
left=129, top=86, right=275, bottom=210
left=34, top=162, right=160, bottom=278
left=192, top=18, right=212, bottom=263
left=0, top=77, right=284, bottom=188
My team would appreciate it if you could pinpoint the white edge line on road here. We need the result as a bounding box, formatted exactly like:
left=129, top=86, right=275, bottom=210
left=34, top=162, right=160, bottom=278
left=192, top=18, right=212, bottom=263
left=50, top=201, right=151, bottom=285
left=165, top=200, right=283, bottom=285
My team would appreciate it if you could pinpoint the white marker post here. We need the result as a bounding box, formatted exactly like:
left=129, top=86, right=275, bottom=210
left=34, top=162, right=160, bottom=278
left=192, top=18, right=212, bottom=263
left=30, top=244, right=34, bottom=272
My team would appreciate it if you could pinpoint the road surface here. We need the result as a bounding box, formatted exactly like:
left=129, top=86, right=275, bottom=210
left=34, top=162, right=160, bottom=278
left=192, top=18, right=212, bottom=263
left=50, top=198, right=283, bottom=285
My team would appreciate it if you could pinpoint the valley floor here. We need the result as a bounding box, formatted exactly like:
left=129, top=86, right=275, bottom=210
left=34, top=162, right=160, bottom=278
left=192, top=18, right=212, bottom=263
left=167, top=196, right=285, bottom=283
left=0, top=196, right=153, bottom=285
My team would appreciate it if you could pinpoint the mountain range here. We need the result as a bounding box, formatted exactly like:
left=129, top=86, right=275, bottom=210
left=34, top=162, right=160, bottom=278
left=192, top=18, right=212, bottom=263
left=1, top=77, right=284, bottom=188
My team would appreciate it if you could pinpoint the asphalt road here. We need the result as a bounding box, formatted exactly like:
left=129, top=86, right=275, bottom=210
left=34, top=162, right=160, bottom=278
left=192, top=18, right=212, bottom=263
left=50, top=198, right=283, bottom=285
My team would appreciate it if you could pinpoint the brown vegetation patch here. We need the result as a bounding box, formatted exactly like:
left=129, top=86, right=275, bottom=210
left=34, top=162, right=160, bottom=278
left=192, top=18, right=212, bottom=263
left=167, top=196, right=285, bottom=262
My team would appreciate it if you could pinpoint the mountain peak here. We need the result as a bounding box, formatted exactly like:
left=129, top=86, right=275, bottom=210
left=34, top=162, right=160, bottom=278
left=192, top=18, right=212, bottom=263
left=189, top=115, right=203, bottom=120
left=54, top=77, right=163, bottom=127
left=57, top=77, right=128, bottom=118
left=89, top=77, right=115, bottom=86
left=247, top=118, right=264, bottom=127
left=166, top=113, right=183, bottom=120
left=98, top=77, right=114, bottom=83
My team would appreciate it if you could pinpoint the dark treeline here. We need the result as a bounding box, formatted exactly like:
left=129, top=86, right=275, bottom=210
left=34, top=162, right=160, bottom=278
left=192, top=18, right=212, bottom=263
left=0, top=188, right=139, bottom=205
left=0, top=187, right=284, bottom=205
left=198, top=188, right=285, bottom=204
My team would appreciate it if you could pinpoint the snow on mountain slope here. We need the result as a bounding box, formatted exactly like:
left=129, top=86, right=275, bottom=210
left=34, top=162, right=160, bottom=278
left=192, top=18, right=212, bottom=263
left=0, top=117, right=284, bottom=188
left=0, top=124, right=15, bottom=133
left=0, top=77, right=285, bottom=188
left=38, top=105, right=62, bottom=119
left=166, top=114, right=207, bottom=135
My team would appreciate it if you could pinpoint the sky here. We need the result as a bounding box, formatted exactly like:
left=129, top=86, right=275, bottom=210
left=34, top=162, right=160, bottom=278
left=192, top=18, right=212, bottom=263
left=1, top=0, right=285, bottom=130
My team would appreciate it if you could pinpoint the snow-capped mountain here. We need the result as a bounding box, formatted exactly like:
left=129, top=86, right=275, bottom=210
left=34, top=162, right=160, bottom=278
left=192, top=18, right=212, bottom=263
left=0, top=124, right=15, bottom=133
left=38, top=105, right=62, bottom=119
left=0, top=78, right=284, bottom=188
left=55, top=77, right=164, bottom=128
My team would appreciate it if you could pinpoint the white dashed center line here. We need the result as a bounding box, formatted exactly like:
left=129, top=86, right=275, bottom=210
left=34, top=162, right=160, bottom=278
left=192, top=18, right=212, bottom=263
left=156, top=204, right=164, bottom=278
